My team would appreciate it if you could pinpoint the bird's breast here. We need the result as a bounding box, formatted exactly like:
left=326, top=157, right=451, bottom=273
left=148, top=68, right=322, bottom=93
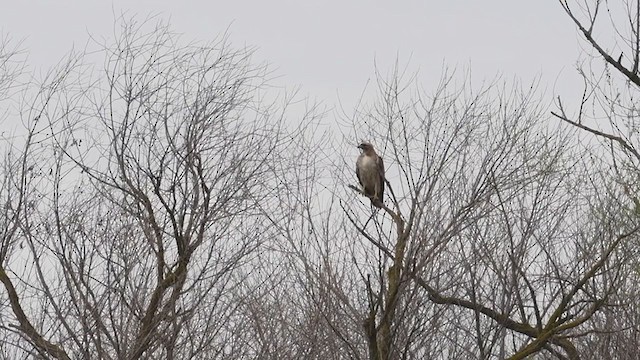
left=358, top=155, right=377, bottom=169
left=357, top=156, right=379, bottom=182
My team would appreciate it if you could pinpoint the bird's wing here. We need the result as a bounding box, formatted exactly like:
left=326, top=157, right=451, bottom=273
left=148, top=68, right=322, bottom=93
left=377, top=155, right=385, bottom=200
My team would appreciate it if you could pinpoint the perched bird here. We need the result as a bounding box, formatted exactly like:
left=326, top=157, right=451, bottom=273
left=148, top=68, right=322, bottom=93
left=356, top=142, right=385, bottom=208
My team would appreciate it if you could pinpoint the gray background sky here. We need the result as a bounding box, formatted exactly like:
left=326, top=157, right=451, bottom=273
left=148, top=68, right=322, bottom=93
left=1, top=1, right=584, bottom=117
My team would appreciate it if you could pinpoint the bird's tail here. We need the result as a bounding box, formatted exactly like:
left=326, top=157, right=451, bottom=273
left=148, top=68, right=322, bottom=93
left=371, top=198, right=383, bottom=209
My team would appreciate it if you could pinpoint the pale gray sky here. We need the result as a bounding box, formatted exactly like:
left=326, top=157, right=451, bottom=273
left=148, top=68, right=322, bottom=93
left=1, top=1, right=583, bottom=115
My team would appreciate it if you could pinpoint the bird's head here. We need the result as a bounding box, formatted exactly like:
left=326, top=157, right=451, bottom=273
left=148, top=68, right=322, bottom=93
left=357, top=142, right=374, bottom=152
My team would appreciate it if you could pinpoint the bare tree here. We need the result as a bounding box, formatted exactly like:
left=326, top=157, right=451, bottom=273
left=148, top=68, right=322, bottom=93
left=0, top=17, right=307, bottom=359
left=551, top=0, right=640, bottom=357
left=0, top=35, right=83, bottom=360
left=265, top=64, right=638, bottom=360
left=212, top=3, right=640, bottom=356
left=2, top=6, right=639, bottom=360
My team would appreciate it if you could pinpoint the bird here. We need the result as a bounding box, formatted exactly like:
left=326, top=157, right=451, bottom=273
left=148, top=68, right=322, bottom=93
left=356, top=142, right=385, bottom=208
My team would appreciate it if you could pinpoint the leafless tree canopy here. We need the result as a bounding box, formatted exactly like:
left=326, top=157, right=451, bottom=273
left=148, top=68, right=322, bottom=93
left=1, top=6, right=640, bottom=360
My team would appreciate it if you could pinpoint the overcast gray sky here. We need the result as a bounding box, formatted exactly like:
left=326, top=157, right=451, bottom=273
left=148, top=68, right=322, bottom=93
left=1, top=1, right=583, bottom=116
